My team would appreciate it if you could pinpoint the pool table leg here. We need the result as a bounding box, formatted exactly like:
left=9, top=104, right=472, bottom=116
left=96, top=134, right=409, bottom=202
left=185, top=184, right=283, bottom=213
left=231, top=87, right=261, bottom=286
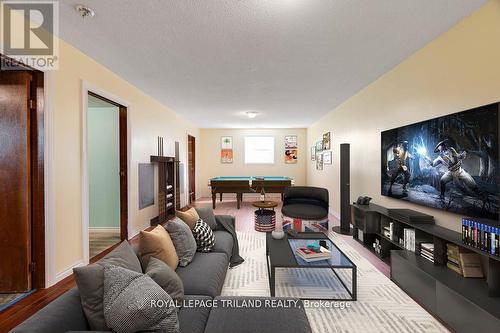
left=219, top=193, right=223, bottom=202
left=212, top=192, right=216, bottom=209
left=281, top=193, right=284, bottom=201
left=237, top=193, right=241, bottom=209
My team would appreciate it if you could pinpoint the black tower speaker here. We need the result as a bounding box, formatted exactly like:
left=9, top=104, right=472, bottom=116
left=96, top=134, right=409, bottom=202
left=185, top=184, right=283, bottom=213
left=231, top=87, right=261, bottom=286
left=332, top=143, right=353, bottom=235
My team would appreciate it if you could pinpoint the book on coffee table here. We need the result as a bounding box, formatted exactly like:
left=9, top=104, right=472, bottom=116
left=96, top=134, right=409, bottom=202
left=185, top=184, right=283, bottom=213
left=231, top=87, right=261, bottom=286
left=296, top=246, right=331, bottom=262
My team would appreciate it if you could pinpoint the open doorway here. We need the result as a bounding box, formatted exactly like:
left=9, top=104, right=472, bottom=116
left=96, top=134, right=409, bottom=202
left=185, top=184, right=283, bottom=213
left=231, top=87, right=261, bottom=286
left=188, top=135, right=196, bottom=204
left=86, top=92, right=128, bottom=259
left=0, top=58, right=45, bottom=310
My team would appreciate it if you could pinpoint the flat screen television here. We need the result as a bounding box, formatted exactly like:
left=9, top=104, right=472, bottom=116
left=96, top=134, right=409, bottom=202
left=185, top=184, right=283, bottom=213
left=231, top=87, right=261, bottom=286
left=381, top=102, right=499, bottom=220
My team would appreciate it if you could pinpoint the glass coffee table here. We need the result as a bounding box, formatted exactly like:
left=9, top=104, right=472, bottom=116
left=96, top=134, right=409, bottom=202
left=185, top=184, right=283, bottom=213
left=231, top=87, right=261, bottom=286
left=265, top=232, right=357, bottom=301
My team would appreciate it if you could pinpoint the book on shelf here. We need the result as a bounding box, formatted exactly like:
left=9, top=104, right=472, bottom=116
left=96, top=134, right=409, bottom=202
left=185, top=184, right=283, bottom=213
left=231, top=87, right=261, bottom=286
left=420, top=242, right=434, bottom=262
left=403, top=228, right=415, bottom=252
left=421, top=250, right=434, bottom=258
left=421, top=254, right=434, bottom=263
left=447, top=256, right=460, bottom=266
left=459, top=253, right=484, bottom=278
left=447, top=261, right=463, bottom=276
left=421, top=242, right=434, bottom=252
left=296, top=246, right=331, bottom=262
left=462, top=218, right=500, bottom=256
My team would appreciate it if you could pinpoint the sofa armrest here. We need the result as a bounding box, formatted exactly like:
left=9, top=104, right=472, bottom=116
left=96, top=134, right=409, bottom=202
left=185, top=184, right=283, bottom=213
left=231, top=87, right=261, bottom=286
left=215, top=215, right=235, bottom=230
left=11, top=289, right=90, bottom=333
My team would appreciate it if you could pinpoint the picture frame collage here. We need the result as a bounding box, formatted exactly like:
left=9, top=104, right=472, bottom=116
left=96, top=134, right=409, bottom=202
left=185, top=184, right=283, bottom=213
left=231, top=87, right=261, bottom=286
left=312, top=131, right=332, bottom=170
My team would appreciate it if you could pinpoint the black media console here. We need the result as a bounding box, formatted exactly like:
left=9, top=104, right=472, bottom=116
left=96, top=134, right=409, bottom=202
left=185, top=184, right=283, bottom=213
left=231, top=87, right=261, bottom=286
left=351, top=203, right=500, bottom=332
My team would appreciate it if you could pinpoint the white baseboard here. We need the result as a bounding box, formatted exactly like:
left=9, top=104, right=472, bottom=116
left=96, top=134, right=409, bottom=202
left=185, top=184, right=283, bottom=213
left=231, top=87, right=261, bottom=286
left=129, top=222, right=150, bottom=239
left=89, top=227, right=120, bottom=233
left=55, top=260, right=84, bottom=283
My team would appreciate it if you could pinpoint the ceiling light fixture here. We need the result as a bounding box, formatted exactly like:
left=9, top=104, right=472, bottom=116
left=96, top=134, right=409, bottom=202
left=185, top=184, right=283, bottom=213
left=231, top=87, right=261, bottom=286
left=246, top=111, right=258, bottom=119
left=75, top=5, right=96, bottom=19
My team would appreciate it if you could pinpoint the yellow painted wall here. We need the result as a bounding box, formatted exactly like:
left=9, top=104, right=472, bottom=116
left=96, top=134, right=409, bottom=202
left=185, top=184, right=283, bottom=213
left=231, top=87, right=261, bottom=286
left=53, top=41, right=199, bottom=274
left=307, top=0, right=500, bottom=232
left=1, top=16, right=199, bottom=277
left=199, top=129, right=307, bottom=198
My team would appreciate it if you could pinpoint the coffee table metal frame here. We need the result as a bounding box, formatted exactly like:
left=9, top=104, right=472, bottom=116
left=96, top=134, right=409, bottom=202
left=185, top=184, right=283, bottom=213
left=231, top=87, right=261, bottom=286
left=265, top=232, right=357, bottom=301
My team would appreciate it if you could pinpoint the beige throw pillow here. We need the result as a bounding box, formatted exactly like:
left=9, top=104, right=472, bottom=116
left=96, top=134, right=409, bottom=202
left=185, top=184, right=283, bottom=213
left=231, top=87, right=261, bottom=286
left=176, top=207, right=200, bottom=230
left=139, top=225, right=179, bottom=270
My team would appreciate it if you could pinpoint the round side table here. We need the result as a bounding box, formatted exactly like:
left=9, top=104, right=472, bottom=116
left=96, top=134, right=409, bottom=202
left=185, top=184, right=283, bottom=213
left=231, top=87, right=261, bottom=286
left=252, top=201, right=278, bottom=232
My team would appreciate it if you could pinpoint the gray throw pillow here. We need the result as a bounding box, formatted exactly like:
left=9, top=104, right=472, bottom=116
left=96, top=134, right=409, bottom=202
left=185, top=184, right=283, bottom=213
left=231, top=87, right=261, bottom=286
left=164, top=217, right=197, bottom=266
left=195, top=207, right=217, bottom=230
left=192, top=219, right=216, bottom=252
left=146, top=257, right=184, bottom=304
left=103, top=265, right=179, bottom=333
left=73, top=241, right=142, bottom=331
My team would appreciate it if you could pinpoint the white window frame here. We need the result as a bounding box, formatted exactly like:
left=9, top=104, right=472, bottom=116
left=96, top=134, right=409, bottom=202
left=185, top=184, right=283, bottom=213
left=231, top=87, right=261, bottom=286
left=244, top=136, right=275, bottom=164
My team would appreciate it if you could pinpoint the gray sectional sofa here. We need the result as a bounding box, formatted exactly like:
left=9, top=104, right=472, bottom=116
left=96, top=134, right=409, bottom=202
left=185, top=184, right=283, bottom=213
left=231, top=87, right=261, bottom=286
left=11, top=214, right=312, bottom=333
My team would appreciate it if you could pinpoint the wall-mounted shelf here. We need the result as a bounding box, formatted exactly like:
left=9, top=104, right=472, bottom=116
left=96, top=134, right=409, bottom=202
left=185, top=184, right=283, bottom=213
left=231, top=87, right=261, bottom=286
left=150, top=155, right=180, bottom=225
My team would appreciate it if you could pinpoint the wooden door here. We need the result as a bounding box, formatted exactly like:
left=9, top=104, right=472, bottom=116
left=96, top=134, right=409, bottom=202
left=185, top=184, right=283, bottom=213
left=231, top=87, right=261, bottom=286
left=188, top=135, right=196, bottom=204
left=0, top=71, right=33, bottom=292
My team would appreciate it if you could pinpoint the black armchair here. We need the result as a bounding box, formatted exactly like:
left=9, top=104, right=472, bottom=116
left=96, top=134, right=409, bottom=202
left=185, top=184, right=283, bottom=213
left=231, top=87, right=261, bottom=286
left=281, top=186, right=329, bottom=220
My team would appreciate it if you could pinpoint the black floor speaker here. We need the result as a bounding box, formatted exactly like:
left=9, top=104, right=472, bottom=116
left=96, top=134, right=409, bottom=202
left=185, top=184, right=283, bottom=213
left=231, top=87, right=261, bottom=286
left=332, top=143, right=353, bottom=235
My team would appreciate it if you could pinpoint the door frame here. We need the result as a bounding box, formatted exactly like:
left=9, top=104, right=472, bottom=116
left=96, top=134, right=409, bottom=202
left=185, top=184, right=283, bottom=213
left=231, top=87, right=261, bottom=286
left=0, top=54, right=47, bottom=290
left=187, top=134, right=196, bottom=204
left=81, top=81, right=131, bottom=265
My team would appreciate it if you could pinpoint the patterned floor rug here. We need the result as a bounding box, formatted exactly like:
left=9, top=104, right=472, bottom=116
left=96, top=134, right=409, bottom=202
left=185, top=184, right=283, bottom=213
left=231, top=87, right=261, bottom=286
left=221, top=231, right=449, bottom=333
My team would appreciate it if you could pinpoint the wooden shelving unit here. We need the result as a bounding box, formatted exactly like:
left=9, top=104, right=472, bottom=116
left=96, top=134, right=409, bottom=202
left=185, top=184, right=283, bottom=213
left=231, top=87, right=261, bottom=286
left=150, top=155, right=180, bottom=226
left=351, top=203, right=500, bottom=332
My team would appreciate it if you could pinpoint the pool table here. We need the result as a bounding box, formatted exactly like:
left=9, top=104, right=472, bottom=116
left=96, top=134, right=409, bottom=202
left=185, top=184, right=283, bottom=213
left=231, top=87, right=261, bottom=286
left=209, top=176, right=293, bottom=209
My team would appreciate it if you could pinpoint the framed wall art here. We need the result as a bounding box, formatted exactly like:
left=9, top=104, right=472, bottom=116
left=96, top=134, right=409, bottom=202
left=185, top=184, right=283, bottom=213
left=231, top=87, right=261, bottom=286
left=285, top=135, right=298, bottom=149
left=285, top=149, right=298, bottom=164
left=322, top=131, right=331, bottom=150
left=323, top=150, right=332, bottom=164
left=221, top=136, right=233, bottom=163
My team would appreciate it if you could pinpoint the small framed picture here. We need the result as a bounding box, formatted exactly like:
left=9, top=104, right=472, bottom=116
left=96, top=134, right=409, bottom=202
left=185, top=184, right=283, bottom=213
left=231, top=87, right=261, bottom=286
left=285, top=135, right=298, bottom=149
left=285, top=149, right=298, bottom=164
left=322, top=132, right=331, bottom=150
left=323, top=151, right=332, bottom=164
left=315, top=140, right=323, bottom=152
left=221, top=136, right=233, bottom=149
left=311, top=146, right=316, bottom=161
left=316, top=153, right=323, bottom=170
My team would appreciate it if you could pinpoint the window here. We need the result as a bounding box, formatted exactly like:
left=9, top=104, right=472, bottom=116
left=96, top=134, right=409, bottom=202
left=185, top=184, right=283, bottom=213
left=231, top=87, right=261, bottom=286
left=244, top=136, right=275, bottom=164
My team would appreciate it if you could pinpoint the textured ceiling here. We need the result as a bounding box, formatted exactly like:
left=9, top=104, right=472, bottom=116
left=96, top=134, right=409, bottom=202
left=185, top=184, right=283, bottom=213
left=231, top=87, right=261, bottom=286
left=56, top=0, right=486, bottom=128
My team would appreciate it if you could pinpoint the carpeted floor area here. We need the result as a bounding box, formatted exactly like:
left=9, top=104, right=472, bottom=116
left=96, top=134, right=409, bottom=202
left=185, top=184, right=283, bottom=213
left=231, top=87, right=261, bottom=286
left=221, top=230, right=449, bottom=333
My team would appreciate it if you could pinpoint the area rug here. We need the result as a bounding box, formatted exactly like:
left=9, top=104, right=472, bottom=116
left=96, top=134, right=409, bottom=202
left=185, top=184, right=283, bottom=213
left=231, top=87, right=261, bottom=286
left=221, top=231, right=449, bottom=333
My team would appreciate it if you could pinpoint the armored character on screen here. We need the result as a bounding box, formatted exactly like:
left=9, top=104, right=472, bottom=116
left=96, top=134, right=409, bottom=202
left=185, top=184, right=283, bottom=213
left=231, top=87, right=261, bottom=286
left=430, top=139, right=479, bottom=198
left=387, top=141, right=413, bottom=195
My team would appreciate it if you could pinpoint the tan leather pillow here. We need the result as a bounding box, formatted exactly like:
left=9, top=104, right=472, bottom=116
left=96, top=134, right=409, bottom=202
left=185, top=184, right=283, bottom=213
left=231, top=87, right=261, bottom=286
left=176, top=207, right=199, bottom=230
left=139, top=225, right=178, bottom=270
